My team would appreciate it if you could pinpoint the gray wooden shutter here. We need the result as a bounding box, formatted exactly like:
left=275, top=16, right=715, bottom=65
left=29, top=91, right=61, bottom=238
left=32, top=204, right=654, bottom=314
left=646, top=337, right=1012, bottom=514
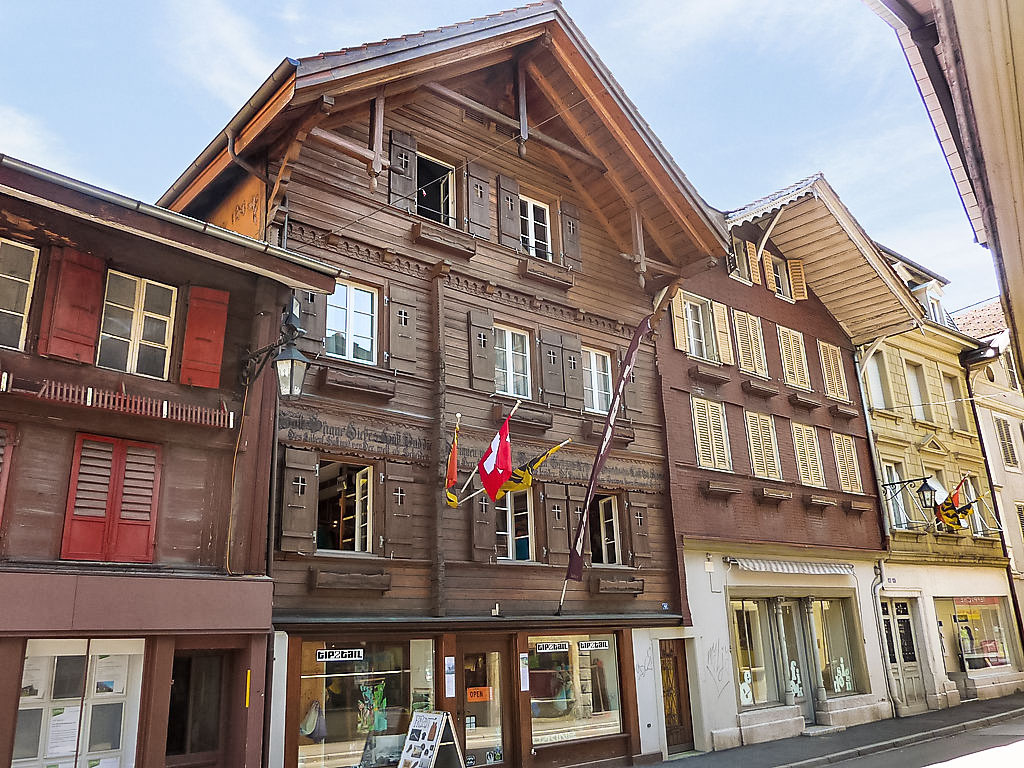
left=293, top=288, right=326, bottom=356
left=497, top=175, right=521, bottom=249
left=618, top=346, right=640, bottom=417
left=388, top=285, right=418, bottom=374
left=627, top=492, right=651, bottom=565
left=280, top=447, right=318, bottom=554
left=389, top=130, right=417, bottom=212
left=472, top=495, right=496, bottom=562
left=468, top=309, right=495, bottom=391
left=539, top=328, right=565, bottom=407
left=543, top=483, right=570, bottom=566
left=560, top=202, right=582, bottom=272
left=383, top=461, right=414, bottom=558
left=466, top=162, right=492, bottom=238
left=568, top=486, right=590, bottom=565
left=562, top=333, right=585, bottom=410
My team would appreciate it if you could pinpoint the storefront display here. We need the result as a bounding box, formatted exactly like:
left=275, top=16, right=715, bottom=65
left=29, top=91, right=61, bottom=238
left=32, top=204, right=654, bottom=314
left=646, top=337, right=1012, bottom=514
left=527, top=634, right=621, bottom=745
left=935, top=597, right=1017, bottom=672
left=812, top=599, right=859, bottom=695
left=298, top=639, right=434, bottom=767
left=13, top=638, right=144, bottom=768
left=729, top=599, right=779, bottom=707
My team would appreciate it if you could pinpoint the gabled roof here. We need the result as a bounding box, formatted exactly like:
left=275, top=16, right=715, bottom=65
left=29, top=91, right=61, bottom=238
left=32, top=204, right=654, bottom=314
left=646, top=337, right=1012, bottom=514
left=876, top=242, right=949, bottom=287
left=954, top=299, right=1006, bottom=340
left=726, top=174, right=924, bottom=345
left=158, top=1, right=727, bottom=266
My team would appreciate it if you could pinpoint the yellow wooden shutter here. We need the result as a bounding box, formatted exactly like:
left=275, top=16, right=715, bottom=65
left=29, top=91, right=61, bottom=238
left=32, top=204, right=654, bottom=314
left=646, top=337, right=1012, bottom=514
left=793, top=423, right=824, bottom=486
left=712, top=301, right=733, bottom=365
left=779, top=327, right=810, bottom=388
left=832, top=433, right=862, bottom=492
left=760, top=414, right=781, bottom=479
left=733, top=310, right=753, bottom=372
left=671, top=289, right=688, bottom=352
left=788, top=259, right=808, bottom=300
left=746, top=411, right=767, bottom=478
left=995, top=417, right=1019, bottom=467
left=750, top=316, right=768, bottom=377
left=819, top=341, right=848, bottom=401
left=692, top=397, right=715, bottom=468
left=708, top=400, right=731, bottom=470
left=745, top=241, right=761, bottom=285
left=764, top=254, right=778, bottom=293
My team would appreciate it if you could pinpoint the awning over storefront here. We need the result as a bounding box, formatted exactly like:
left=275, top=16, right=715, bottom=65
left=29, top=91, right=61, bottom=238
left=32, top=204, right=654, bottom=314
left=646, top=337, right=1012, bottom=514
left=727, top=557, right=855, bottom=576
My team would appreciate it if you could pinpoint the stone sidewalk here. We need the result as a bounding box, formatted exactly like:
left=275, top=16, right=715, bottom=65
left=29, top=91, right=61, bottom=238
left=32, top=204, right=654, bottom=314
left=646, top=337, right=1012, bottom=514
left=648, top=692, right=1024, bottom=768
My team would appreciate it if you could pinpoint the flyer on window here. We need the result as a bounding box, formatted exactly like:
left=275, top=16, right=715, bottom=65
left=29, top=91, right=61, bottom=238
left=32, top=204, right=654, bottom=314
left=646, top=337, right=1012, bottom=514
left=94, top=655, right=128, bottom=695
left=45, top=706, right=82, bottom=757
left=20, top=656, right=48, bottom=699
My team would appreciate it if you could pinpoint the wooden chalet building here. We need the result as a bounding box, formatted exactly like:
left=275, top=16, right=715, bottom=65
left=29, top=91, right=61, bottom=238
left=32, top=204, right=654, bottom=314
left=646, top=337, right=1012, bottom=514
left=659, top=175, right=925, bottom=749
left=0, top=157, right=336, bottom=767
left=157, top=2, right=727, bottom=766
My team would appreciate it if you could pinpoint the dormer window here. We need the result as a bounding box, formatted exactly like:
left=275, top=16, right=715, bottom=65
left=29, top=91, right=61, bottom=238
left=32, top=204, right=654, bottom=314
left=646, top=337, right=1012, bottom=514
left=927, top=296, right=944, bottom=325
left=770, top=255, right=792, bottom=299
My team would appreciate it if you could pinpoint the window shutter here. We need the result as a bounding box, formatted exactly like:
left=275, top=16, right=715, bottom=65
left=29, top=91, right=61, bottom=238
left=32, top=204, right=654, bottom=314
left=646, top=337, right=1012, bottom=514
left=733, top=310, right=768, bottom=377
left=759, top=415, right=780, bottom=480
left=471, top=494, right=496, bottom=562
left=561, top=333, right=585, bottom=410
left=543, top=483, right=569, bottom=566
left=779, top=327, right=810, bottom=389
left=388, top=285, right=418, bottom=374
left=61, top=436, right=116, bottom=561
left=179, top=286, right=229, bottom=389
left=763, top=256, right=778, bottom=293
left=465, top=162, right=492, bottom=238
left=670, top=290, right=688, bottom=352
left=627, top=492, right=651, bottom=564
left=0, top=426, right=12, bottom=529
left=384, top=461, right=414, bottom=558
left=750, top=316, right=768, bottom=376
left=793, top=424, right=824, bottom=487
left=294, top=288, right=327, bottom=356
left=497, top=175, right=521, bottom=249
left=38, top=247, right=105, bottom=364
left=746, top=412, right=768, bottom=478
left=832, top=434, right=862, bottom=492
left=995, top=418, right=1019, bottom=467
left=388, top=130, right=417, bottom=212
left=745, top=241, right=761, bottom=285
left=567, top=485, right=590, bottom=564
left=467, top=309, right=495, bottom=391
left=692, top=398, right=715, bottom=468
left=560, top=201, right=582, bottom=272
left=709, top=400, right=730, bottom=470
left=110, top=443, right=160, bottom=562
left=280, top=447, right=318, bottom=554
left=539, top=328, right=565, bottom=406
left=711, top=302, right=734, bottom=365
left=788, top=259, right=808, bottom=300
left=618, top=346, right=640, bottom=416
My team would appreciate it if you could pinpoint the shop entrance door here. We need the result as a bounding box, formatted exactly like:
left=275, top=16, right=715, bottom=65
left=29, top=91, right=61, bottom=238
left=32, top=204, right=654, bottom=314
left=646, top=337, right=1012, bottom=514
left=460, top=638, right=512, bottom=766
left=881, top=599, right=927, bottom=713
left=780, top=601, right=815, bottom=723
left=659, top=639, right=694, bottom=753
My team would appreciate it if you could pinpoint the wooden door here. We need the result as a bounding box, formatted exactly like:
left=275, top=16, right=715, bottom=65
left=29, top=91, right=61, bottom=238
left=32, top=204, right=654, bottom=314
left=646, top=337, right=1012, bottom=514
left=659, top=639, right=693, bottom=753
left=881, top=599, right=927, bottom=713
left=459, top=637, right=514, bottom=766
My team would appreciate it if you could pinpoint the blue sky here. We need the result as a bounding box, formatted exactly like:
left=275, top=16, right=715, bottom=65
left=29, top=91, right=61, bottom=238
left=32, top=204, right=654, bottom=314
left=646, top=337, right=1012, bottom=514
left=0, top=0, right=995, bottom=311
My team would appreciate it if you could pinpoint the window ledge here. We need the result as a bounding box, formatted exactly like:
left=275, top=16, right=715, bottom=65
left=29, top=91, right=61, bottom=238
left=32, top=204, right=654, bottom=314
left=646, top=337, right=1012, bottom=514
left=582, top=418, right=634, bottom=445
left=318, top=363, right=396, bottom=399
left=590, top=576, right=644, bottom=595
left=492, top=400, right=552, bottom=432
left=870, top=407, right=902, bottom=422
left=411, top=218, right=477, bottom=259
left=829, top=403, right=861, bottom=420
left=689, top=364, right=731, bottom=385
left=912, top=417, right=940, bottom=430
left=775, top=294, right=796, bottom=304
left=728, top=273, right=754, bottom=286
left=789, top=391, right=822, bottom=410
left=308, top=567, right=391, bottom=592
left=755, top=486, right=793, bottom=504
left=742, top=378, right=780, bottom=399
left=805, top=494, right=839, bottom=509
left=845, top=499, right=874, bottom=515
left=951, top=428, right=977, bottom=440
left=703, top=480, right=744, bottom=498
left=517, top=256, right=574, bottom=289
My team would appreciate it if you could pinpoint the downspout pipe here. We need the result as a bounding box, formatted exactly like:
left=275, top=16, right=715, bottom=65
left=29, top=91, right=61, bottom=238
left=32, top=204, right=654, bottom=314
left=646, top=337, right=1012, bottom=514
left=854, top=349, right=892, bottom=542
left=871, top=561, right=899, bottom=718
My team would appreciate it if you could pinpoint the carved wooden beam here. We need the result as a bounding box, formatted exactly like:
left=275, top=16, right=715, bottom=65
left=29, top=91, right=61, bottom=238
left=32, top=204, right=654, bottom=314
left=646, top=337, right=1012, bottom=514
left=368, top=86, right=386, bottom=191
left=308, top=127, right=392, bottom=170
left=267, top=95, right=334, bottom=223
left=755, top=206, right=784, bottom=263
left=517, top=59, right=529, bottom=159
left=630, top=207, right=647, bottom=287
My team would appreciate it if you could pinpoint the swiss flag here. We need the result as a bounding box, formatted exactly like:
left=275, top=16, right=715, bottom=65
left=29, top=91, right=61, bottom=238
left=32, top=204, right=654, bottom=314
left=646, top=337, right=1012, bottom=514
left=479, top=417, right=513, bottom=501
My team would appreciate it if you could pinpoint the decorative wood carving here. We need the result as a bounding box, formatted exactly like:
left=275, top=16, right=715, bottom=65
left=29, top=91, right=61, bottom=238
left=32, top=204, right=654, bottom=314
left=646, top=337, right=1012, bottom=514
left=320, top=365, right=397, bottom=399
left=517, top=257, right=574, bottom=289
left=591, top=577, right=644, bottom=595
left=412, top=219, right=478, bottom=259
left=309, top=568, right=392, bottom=592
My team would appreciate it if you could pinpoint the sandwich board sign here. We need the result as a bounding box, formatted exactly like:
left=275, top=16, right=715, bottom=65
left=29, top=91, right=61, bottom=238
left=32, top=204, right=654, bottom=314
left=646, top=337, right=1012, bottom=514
left=393, top=710, right=465, bottom=768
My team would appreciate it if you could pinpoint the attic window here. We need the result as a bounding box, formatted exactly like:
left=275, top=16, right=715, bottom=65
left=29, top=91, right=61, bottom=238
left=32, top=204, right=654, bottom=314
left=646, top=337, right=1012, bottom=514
left=771, top=256, right=792, bottom=299
left=416, top=153, right=455, bottom=226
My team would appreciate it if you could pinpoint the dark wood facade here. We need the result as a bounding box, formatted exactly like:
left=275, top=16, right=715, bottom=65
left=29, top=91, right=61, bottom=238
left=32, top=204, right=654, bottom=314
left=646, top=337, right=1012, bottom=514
left=0, top=159, right=334, bottom=767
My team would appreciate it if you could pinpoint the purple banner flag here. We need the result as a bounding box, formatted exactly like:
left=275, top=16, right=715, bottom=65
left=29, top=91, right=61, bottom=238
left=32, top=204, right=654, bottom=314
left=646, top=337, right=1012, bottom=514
left=566, top=313, right=653, bottom=581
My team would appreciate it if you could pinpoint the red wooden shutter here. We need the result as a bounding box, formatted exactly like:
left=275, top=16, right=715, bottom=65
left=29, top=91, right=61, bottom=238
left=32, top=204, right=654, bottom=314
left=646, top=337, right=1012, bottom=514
left=179, top=286, right=229, bottom=389
left=110, top=442, right=160, bottom=562
left=61, top=436, right=116, bottom=561
left=38, top=247, right=105, bottom=363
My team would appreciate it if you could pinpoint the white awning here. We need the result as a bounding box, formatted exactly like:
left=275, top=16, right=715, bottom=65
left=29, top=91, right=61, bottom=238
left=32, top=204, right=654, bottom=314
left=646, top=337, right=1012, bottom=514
left=729, top=557, right=855, bottom=576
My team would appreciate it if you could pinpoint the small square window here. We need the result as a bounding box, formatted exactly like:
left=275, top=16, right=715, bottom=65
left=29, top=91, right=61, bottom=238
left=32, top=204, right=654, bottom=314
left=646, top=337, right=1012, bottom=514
left=397, top=308, right=410, bottom=327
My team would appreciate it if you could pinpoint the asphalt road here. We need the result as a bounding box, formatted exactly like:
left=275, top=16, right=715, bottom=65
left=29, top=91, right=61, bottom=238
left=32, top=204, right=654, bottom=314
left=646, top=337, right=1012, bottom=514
left=832, top=713, right=1024, bottom=767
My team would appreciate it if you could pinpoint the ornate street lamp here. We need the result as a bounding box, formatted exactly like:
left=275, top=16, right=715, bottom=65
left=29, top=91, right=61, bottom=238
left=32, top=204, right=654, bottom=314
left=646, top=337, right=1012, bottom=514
left=242, top=300, right=309, bottom=399
left=916, top=477, right=941, bottom=510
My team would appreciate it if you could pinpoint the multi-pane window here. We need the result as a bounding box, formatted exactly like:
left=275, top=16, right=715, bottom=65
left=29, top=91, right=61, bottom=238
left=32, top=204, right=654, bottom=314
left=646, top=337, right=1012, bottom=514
left=832, top=433, right=862, bottom=493
left=792, top=423, right=825, bottom=487
left=325, top=281, right=377, bottom=364
left=728, top=235, right=751, bottom=281
left=589, top=494, right=620, bottom=565
left=97, top=271, right=176, bottom=380
left=495, top=325, right=531, bottom=398
left=778, top=326, right=810, bottom=389
left=770, top=255, right=792, bottom=299
left=316, top=462, right=373, bottom=552
left=943, top=374, right=968, bottom=431
left=692, top=396, right=731, bottom=471
left=730, top=599, right=779, bottom=707
left=683, top=294, right=717, bottom=360
left=0, top=237, right=39, bottom=351
left=882, top=461, right=911, bottom=528
left=582, top=347, right=612, bottom=413
left=905, top=361, right=930, bottom=421
left=733, top=310, right=768, bottom=377
left=496, top=489, right=533, bottom=561
left=819, top=341, right=849, bottom=401
left=520, top=195, right=551, bottom=260
left=745, top=411, right=781, bottom=480
left=865, top=351, right=892, bottom=409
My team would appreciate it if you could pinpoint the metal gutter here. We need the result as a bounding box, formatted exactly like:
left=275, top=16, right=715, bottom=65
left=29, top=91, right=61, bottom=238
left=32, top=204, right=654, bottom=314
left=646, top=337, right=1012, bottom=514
left=0, top=154, right=338, bottom=279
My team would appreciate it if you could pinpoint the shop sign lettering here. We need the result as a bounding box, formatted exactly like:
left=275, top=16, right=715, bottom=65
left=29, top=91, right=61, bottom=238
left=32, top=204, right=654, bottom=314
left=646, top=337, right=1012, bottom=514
left=466, top=686, right=491, bottom=702
left=577, top=640, right=609, bottom=651
left=536, top=642, right=570, bottom=653
left=280, top=408, right=430, bottom=461
left=316, top=649, right=364, bottom=662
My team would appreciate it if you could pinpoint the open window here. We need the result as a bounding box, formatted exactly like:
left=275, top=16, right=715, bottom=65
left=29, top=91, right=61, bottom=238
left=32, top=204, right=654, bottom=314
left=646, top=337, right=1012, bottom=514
left=416, top=153, right=456, bottom=226
left=496, top=489, right=534, bottom=561
left=520, top=195, right=552, bottom=260
left=316, top=461, right=374, bottom=553
left=589, top=494, right=621, bottom=565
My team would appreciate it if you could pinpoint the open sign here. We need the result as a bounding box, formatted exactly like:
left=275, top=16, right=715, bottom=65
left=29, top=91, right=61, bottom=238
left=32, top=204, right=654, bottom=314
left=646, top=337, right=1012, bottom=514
left=466, top=686, right=492, bottom=702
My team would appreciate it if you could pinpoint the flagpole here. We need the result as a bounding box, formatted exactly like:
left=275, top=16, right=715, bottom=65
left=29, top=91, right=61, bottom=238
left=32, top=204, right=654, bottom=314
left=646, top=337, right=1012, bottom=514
left=461, top=400, right=522, bottom=493
left=555, top=579, right=569, bottom=616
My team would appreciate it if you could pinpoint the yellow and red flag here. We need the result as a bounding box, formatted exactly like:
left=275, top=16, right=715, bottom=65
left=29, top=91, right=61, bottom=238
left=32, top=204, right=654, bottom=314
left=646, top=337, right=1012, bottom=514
left=444, top=421, right=459, bottom=508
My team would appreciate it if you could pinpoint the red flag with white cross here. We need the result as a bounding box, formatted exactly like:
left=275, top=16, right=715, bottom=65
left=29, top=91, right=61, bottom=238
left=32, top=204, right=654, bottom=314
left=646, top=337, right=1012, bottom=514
left=478, top=416, right=513, bottom=501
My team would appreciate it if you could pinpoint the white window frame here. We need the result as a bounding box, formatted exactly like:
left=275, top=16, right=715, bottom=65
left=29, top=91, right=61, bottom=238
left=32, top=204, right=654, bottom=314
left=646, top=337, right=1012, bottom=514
left=865, top=350, right=892, bottom=410
left=942, top=373, right=968, bottom=431
left=496, top=489, right=534, bottom=561
left=905, top=361, right=930, bottom=422
left=728, top=235, right=752, bottom=282
left=745, top=411, right=782, bottom=481
left=591, top=495, right=621, bottom=565
left=97, top=270, right=177, bottom=381
left=770, top=255, right=792, bottom=299
left=325, top=280, right=378, bottom=365
left=582, top=347, right=613, bottom=414
left=519, top=195, right=552, bottom=261
left=1005, top=348, right=1020, bottom=390
left=882, top=461, right=910, bottom=528
left=495, top=324, right=532, bottom=398
left=0, top=237, right=39, bottom=351
left=682, top=293, right=717, bottom=361
left=416, top=152, right=456, bottom=226
left=316, top=462, right=374, bottom=554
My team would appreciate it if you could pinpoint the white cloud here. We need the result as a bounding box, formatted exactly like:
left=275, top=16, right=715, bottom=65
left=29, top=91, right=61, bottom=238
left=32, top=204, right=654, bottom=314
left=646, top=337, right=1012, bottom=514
left=0, top=105, right=83, bottom=178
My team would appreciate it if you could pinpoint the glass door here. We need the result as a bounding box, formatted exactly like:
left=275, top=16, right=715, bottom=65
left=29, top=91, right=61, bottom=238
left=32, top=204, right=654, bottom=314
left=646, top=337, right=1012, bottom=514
left=780, top=601, right=814, bottom=722
left=461, top=639, right=509, bottom=766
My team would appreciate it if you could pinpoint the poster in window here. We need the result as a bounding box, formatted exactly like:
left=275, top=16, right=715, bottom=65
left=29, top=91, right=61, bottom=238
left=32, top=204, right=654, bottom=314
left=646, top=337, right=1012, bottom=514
left=45, top=706, right=82, bottom=756
left=20, top=656, right=48, bottom=700
left=94, top=655, right=128, bottom=695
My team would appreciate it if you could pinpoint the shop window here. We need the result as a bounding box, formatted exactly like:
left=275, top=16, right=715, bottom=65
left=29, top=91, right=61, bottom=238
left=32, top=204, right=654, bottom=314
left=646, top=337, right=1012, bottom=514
left=527, top=634, right=621, bottom=745
left=589, top=495, right=620, bottom=565
left=325, top=281, right=378, bottom=365
left=520, top=195, right=552, bottom=260
left=166, top=652, right=224, bottom=758
left=97, top=270, right=176, bottom=380
left=14, top=638, right=144, bottom=765
left=811, top=599, right=860, bottom=696
left=865, top=350, right=892, bottom=410
left=298, top=639, right=434, bottom=767
left=729, top=599, right=779, bottom=707
left=496, top=489, right=533, bottom=561
left=316, top=461, right=373, bottom=553
left=494, top=325, right=531, bottom=398
left=416, top=153, right=456, bottom=226
left=582, top=347, right=612, bottom=413
left=934, top=597, right=1017, bottom=673
left=0, top=237, right=39, bottom=351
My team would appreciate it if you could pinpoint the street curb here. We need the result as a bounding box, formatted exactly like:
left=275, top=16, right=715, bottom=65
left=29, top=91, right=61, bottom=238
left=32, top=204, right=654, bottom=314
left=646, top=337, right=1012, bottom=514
left=780, top=706, right=1024, bottom=767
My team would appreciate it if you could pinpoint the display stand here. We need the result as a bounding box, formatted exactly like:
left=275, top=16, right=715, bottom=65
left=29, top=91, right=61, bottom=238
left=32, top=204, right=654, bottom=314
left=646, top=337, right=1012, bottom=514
left=393, top=710, right=466, bottom=768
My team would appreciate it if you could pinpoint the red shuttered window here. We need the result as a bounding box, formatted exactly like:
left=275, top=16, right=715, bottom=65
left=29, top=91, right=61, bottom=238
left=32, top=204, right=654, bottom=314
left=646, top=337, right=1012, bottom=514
left=179, top=286, right=229, bottom=388
left=38, top=247, right=106, bottom=364
left=61, top=434, right=161, bottom=563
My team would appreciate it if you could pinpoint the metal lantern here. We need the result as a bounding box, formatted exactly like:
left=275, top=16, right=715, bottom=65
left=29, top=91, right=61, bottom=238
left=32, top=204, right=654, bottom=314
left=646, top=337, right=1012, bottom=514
left=274, top=340, right=308, bottom=399
left=916, top=477, right=940, bottom=510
